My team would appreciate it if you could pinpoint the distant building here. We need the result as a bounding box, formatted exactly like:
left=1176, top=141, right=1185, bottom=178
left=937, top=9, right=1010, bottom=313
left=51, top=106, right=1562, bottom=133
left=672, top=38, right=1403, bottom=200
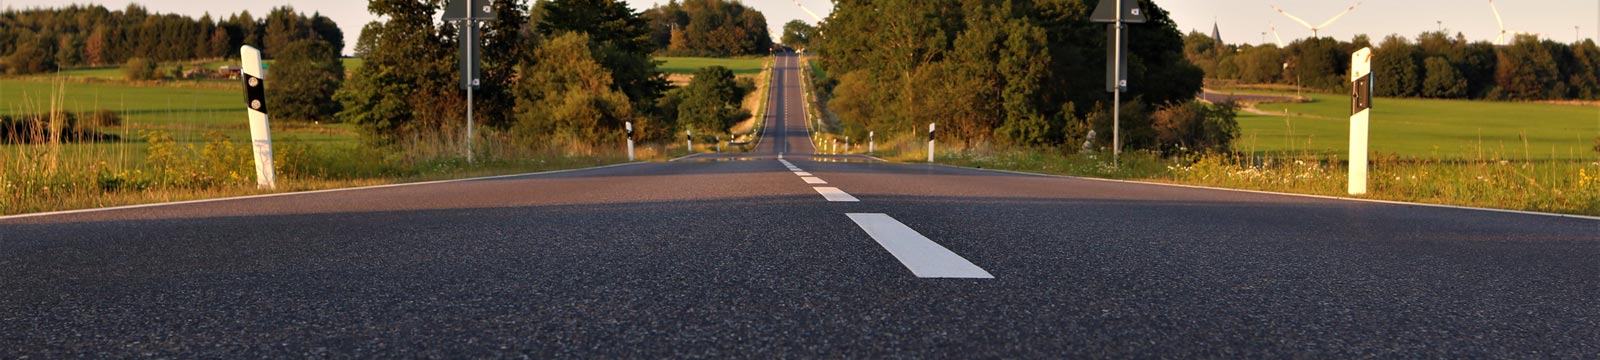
left=1212, top=22, right=1224, bottom=46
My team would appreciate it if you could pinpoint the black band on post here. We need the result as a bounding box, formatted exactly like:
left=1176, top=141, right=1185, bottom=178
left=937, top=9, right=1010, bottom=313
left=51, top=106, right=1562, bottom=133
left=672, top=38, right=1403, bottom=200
left=245, top=73, right=266, bottom=113
left=1351, top=73, right=1372, bottom=115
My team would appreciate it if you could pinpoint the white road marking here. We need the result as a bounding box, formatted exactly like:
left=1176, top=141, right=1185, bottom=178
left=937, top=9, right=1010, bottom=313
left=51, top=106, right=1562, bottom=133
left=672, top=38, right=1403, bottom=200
left=813, top=187, right=859, bottom=202
left=802, top=177, right=827, bottom=184
left=794, top=172, right=812, bottom=176
left=847, top=213, right=993, bottom=279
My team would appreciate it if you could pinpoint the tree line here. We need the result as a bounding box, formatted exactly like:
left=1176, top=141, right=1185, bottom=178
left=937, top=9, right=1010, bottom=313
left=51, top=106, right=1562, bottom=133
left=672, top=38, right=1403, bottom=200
left=0, top=4, right=342, bottom=75
left=811, top=0, right=1236, bottom=154
left=1187, top=31, right=1600, bottom=101
left=338, top=0, right=760, bottom=151
left=641, top=0, right=773, bottom=57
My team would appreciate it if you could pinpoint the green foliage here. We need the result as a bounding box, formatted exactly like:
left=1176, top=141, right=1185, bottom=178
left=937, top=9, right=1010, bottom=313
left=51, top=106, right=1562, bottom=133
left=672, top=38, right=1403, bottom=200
left=536, top=0, right=670, bottom=115
left=1494, top=35, right=1563, bottom=100
left=781, top=20, right=815, bottom=49
left=1421, top=56, right=1467, bottom=98
left=1152, top=100, right=1239, bottom=153
left=266, top=40, right=345, bottom=122
left=143, top=131, right=256, bottom=189
left=814, top=0, right=1202, bottom=150
left=335, top=0, right=462, bottom=145
left=643, top=0, right=774, bottom=57
left=120, top=57, right=160, bottom=80
left=514, top=32, right=639, bottom=143
left=0, top=4, right=340, bottom=66
left=676, top=65, right=741, bottom=135
left=1373, top=35, right=1421, bottom=97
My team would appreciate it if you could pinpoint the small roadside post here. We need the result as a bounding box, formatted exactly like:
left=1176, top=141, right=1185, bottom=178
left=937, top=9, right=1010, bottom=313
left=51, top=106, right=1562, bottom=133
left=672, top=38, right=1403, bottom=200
left=686, top=129, right=693, bottom=154
left=845, top=136, right=850, bottom=153
left=443, top=0, right=496, bottom=163
left=1349, top=47, right=1374, bottom=195
left=927, top=123, right=937, bottom=163
left=240, top=46, right=276, bottom=190
left=869, top=131, right=875, bottom=153
left=1090, top=0, right=1146, bottom=166
left=625, top=121, right=635, bottom=161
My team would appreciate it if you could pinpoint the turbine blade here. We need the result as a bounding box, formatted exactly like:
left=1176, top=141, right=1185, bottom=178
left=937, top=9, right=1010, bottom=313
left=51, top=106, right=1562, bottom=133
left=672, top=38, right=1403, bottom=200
left=1489, top=0, right=1505, bottom=30
left=793, top=0, right=826, bottom=23
left=1315, top=1, right=1362, bottom=30
left=1271, top=21, right=1285, bottom=47
left=1270, top=5, right=1316, bottom=30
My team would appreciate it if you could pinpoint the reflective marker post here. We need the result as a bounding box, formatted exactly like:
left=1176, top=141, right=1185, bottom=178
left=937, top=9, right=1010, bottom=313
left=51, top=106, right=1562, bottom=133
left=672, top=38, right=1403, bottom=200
left=1349, top=47, right=1374, bottom=195
left=927, top=123, right=937, bottom=163
left=241, top=46, right=276, bottom=190
left=686, top=130, right=693, bottom=154
left=869, top=131, right=875, bottom=154
left=625, top=121, right=635, bottom=161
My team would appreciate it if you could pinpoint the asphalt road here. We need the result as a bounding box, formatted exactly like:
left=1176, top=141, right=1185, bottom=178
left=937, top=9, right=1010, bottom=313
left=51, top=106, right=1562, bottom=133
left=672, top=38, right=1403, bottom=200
left=3, top=53, right=1598, bottom=358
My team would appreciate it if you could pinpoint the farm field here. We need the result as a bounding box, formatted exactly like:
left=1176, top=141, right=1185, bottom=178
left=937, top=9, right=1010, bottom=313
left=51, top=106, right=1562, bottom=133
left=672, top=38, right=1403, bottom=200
left=1227, top=90, right=1600, bottom=160
left=658, top=56, right=768, bottom=75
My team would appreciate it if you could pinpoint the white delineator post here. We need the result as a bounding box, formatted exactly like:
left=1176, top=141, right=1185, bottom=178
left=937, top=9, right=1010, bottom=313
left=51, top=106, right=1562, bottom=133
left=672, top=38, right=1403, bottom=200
left=869, top=131, right=875, bottom=153
left=625, top=121, right=635, bottom=161
left=241, top=46, right=276, bottom=190
left=927, top=123, right=937, bottom=163
left=686, top=130, right=693, bottom=154
left=1349, top=47, right=1374, bottom=195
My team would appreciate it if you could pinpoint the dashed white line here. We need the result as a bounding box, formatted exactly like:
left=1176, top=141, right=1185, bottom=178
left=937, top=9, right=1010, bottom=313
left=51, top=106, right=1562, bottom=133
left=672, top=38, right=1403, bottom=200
left=793, top=172, right=812, bottom=176
left=846, top=213, right=993, bottom=279
left=802, top=177, right=828, bottom=184
left=813, top=187, right=859, bottom=202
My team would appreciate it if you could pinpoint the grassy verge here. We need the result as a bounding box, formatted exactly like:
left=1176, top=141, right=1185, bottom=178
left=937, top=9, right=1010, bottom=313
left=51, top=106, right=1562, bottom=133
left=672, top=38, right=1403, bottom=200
left=1221, top=88, right=1600, bottom=160
left=658, top=57, right=769, bottom=75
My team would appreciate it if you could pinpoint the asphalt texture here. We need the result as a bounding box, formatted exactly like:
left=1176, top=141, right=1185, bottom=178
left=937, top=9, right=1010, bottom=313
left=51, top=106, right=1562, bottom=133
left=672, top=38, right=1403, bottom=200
left=3, top=53, right=1599, bottom=358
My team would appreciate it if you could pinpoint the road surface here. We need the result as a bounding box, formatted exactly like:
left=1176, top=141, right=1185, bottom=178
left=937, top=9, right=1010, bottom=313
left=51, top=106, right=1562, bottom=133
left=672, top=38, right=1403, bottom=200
left=3, top=53, right=1598, bottom=357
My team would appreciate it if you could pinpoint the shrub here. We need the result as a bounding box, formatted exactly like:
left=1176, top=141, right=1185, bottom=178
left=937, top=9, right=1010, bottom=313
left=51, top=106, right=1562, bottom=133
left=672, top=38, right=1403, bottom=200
left=121, top=58, right=160, bottom=81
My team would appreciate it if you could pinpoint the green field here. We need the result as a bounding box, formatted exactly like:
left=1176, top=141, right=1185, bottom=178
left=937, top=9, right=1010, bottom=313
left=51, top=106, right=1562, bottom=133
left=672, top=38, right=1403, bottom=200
left=0, top=78, right=360, bottom=167
left=1234, top=91, right=1600, bottom=160
left=658, top=57, right=768, bottom=75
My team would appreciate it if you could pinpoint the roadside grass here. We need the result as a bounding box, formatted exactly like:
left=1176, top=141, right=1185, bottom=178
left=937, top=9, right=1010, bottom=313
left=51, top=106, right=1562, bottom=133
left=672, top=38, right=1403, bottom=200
left=658, top=57, right=768, bottom=75
left=0, top=76, right=651, bottom=216
left=1228, top=90, right=1600, bottom=160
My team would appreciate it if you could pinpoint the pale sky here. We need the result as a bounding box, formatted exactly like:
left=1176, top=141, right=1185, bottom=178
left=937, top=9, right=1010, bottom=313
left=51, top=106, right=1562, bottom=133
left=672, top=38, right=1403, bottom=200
left=2, top=0, right=1594, bottom=55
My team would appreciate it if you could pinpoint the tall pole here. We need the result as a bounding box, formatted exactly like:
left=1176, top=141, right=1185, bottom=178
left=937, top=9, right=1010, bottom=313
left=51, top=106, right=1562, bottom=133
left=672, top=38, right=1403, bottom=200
left=465, top=19, right=475, bottom=164
left=1113, top=0, right=1122, bottom=165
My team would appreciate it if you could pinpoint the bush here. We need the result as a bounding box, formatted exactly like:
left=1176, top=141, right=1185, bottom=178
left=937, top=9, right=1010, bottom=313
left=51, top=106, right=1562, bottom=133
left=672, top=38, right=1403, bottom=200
left=1151, top=100, right=1240, bottom=154
left=121, top=58, right=160, bottom=80
left=265, top=40, right=344, bottom=122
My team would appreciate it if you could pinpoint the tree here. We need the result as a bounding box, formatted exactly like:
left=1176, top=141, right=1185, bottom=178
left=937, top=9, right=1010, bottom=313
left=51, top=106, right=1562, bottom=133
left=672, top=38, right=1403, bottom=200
left=266, top=40, right=344, bottom=122
left=1421, top=56, right=1467, bottom=98
left=335, top=0, right=460, bottom=144
left=676, top=65, right=739, bottom=134
left=1494, top=35, right=1560, bottom=100
left=514, top=32, right=637, bottom=143
left=121, top=57, right=159, bottom=80
left=781, top=20, right=814, bottom=49
left=1373, top=35, right=1421, bottom=97
left=85, top=26, right=109, bottom=66
left=535, top=0, right=669, bottom=116
left=353, top=21, right=382, bottom=58
left=6, top=38, right=56, bottom=75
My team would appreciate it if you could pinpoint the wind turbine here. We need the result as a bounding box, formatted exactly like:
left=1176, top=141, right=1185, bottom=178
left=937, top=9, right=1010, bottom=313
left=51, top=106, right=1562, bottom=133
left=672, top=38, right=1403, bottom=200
left=1270, top=21, right=1285, bottom=47
left=793, top=0, right=825, bottom=24
left=1270, top=2, right=1363, bottom=39
left=1488, top=0, right=1539, bottom=45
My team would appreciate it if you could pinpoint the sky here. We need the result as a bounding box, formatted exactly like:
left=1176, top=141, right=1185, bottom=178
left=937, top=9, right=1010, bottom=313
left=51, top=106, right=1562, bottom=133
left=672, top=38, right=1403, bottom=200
left=1, top=0, right=1594, bottom=55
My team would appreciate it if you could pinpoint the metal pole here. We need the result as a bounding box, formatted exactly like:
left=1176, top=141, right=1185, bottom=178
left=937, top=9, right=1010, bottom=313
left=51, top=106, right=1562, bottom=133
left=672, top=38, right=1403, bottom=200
left=465, top=20, right=475, bottom=164
left=1113, top=0, right=1122, bottom=165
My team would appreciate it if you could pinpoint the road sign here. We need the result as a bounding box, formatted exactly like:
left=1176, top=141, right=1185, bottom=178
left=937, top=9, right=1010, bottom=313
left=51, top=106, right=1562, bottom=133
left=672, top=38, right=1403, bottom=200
left=1089, top=0, right=1147, bottom=24
left=458, top=23, right=481, bottom=90
left=1105, top=24, right=1129, bottom=93
left=443, top=0, right=496, bottom=21
left=1349, top=47, right=1374, bottom=195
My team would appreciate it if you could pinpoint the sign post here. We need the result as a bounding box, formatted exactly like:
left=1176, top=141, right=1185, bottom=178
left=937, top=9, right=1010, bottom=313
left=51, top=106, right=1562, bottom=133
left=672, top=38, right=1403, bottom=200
left=625, top=121, right=635, bottom=161
left=1091, top=0, right=1146, bottom=165
left=1349, top=47, right=1374, bottom=195
left=444, top=0, right=496, bottom=163
left=241, top=46, right=276, bottom=190
left=927, top=123, right=937, bottom=163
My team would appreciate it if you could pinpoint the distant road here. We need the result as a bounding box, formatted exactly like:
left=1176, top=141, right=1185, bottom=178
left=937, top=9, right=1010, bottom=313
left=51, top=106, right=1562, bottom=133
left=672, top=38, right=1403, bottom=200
left=3, top=54, right=1597, bottom=357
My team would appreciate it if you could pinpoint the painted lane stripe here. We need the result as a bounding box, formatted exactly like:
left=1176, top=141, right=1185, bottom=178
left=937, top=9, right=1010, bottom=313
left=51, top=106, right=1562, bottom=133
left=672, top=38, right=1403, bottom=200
left=846, top=213, right=993, bottom=279
left=802, top=177, right=828, bottom=184
left=813, top=187, right=859, bottom=202
left=794, top=172, right=812, bottom=176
